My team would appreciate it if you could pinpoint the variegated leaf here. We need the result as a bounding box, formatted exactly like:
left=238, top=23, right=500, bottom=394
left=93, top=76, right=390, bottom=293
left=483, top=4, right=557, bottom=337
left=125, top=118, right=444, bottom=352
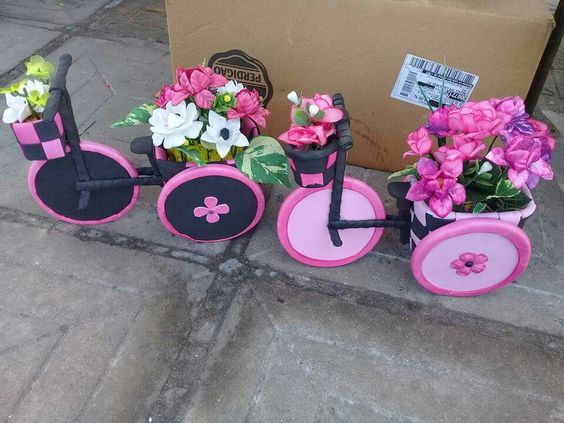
left=111, top=102, right=157, bottom=128
left=235, top=136, right=291, bottom=187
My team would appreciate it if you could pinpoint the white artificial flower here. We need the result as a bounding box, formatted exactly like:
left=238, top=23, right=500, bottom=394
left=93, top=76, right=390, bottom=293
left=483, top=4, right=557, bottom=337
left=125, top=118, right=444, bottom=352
left=200, top=110, right=249, bottom=158
left=149, top=101, right=203, bottom=149
left=287, top=90, right=300, bottom=105
left=2, top=93, right=31, bottom=124
left=217, top=80, right=244, bottom=95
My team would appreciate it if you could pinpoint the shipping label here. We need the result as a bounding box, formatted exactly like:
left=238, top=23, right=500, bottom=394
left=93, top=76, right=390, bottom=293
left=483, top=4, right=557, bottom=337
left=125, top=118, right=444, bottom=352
left=391, top=54, right=479, bottom=109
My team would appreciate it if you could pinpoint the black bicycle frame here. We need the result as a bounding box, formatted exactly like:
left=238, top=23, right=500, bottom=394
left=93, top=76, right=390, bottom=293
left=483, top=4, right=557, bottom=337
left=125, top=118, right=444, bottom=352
left=42, top=54, right=164, bottom=210
left=326, top=93, right=412, bottom=247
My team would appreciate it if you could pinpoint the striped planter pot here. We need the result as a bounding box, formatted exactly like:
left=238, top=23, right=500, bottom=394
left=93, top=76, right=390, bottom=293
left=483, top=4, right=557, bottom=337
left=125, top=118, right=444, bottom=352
left=409, top=186, right=537, bottom=250
left=283, top=137, right=339, bottom=188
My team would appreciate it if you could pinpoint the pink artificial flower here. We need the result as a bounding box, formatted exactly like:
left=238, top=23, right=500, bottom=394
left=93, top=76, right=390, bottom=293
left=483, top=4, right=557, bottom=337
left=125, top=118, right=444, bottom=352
left=155, top=84, right=177, bottom=108
left=489, top=96, right=526, bottom=120
left=448, top=100, right=513, bottom=139
left=450, top=252, right=488, bottom=276
left=172, top=65, right=228, bottom=109
left=528, top=118, right=550, bottom=136
left=434, top=135, right=486, bottom=163
left=406, top=158, right=466, bottom=218
left=299, top=93, right=344, bottom=123
left=427, top=105, right=456, bottom=137
left=279, top=124, right=328, bottom=148
left=403, top=127, right=433, bottom=158
left=226, top=89, right=270, bottom=128
left=486, top=134, right=554, bottom=189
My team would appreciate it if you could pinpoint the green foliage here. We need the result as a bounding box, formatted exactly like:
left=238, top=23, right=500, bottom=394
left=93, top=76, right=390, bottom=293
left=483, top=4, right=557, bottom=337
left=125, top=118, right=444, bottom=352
left=292, top=109, right=310, bottom=126
left=388, top=164, right=418, bottom=180
left=462, top=164, right=531, bottom=213
left=111, top=103, right=157, bottom=128
left=472, top=202, right=486, bottom=214
left=176, top=146, right=205, bottom=166
left=235, top=136, right=291, bottom=187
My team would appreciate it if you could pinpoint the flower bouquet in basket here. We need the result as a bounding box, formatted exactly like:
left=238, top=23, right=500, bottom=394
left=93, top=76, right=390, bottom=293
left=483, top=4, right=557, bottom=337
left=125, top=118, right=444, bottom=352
left=390, top=95, right=557, bottom=221
left=112, top=63, right=290, bottom=186
left=277, top=91, right=345, bottom=188
left=1, top=56, right=68, bottom=161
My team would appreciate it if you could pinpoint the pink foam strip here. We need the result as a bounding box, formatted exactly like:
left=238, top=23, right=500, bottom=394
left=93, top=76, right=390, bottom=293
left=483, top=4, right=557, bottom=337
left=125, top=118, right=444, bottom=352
left=42, top=139, right=65, bottom=159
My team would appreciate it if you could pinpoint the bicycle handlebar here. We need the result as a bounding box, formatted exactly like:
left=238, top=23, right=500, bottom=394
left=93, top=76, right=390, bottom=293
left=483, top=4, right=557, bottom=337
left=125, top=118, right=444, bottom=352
left=43, top=54, right=73, bottom=122
left=332, top=93, right=353, bottom=150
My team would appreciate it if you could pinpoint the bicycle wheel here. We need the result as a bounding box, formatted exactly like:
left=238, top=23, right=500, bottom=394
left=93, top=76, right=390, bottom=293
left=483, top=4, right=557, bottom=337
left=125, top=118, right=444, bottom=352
left=411, top=218, right=531, bottom=296
left=157, top=164, right=265, bottom=242
left=277, top=176, right=386, bottom=267
left=28, top=141, right=139, bottom=224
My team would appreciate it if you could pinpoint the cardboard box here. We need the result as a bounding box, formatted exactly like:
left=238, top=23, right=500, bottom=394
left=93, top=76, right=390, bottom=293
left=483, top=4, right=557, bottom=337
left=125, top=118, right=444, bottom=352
left=165, top=0, right=554, bottom=171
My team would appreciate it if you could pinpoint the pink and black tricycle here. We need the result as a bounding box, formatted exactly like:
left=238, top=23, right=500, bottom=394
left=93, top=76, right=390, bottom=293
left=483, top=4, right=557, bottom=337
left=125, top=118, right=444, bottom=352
left=11, top=54, right=265, bottom=242
left=277, top=94, right=535, bottom=297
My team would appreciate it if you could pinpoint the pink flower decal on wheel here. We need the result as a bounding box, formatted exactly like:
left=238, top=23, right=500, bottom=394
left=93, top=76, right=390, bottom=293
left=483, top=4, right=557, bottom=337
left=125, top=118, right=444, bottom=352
left=450, top=252, right=488, bottom=276
left=193, top=196, right=229, bottom=223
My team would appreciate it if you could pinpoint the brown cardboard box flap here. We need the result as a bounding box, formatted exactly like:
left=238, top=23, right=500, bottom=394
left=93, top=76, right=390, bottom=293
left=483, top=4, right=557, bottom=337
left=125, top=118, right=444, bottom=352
left=166, top=0, right=554, bottom=171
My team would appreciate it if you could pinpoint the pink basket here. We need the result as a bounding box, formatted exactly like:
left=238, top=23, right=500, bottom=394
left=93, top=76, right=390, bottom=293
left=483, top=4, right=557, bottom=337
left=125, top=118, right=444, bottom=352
left=11, top=113, right=66, bottom=161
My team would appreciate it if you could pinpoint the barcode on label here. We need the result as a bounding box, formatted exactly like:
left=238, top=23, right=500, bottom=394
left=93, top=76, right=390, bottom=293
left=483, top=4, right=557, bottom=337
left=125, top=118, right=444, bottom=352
left=400, top=71, right=417, bottom=97
left=391, top=54, right=479, bottom=109
left=408, top=56, right=476, bottom=86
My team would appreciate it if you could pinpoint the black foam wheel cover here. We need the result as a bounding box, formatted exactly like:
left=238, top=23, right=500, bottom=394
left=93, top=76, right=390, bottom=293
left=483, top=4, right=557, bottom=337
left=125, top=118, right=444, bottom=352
left=164, top=175, right=259, bottom=241
left=32, top=151, right=135, bottom=221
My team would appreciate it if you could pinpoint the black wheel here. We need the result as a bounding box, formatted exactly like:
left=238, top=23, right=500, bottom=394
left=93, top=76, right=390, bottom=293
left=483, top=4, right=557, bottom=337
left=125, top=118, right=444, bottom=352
left=157, top=164, right=265, bottom=242
left=28, top=141, right=139, bottom=223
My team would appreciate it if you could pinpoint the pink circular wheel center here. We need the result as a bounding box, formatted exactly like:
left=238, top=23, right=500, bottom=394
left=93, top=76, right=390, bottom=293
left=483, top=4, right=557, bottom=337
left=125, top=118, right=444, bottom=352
left=422, top=232, right=518, bottom=292
left=286, top=186, right=379, bottom=262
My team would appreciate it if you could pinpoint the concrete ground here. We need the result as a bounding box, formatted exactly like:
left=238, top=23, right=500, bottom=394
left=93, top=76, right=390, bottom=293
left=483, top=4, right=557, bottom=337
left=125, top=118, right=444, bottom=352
left=0, top=1, right=563, bottom=422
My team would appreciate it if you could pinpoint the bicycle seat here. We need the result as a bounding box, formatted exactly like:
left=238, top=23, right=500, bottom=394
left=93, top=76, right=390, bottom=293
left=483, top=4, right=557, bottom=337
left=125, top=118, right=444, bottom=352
left=130, top=136, right=153, bottom=155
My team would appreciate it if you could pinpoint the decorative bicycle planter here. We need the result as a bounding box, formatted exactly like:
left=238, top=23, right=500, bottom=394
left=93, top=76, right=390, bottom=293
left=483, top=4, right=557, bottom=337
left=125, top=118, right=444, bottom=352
left=3, top=54, right=288, bottom=243
left=276, top=92, right=555, bottom=296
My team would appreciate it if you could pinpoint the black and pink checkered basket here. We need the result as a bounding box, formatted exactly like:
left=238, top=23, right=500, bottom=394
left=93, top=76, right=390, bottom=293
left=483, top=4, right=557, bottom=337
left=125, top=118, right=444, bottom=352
left=11, top=113, right=66, bottom=161
left=283, top=136, right=339, bottom=188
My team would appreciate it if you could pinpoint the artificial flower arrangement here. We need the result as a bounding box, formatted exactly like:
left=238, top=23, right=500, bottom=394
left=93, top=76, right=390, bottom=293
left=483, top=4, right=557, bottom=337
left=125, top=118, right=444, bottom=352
left=1, top=55, right=55, bottom=124
left=390, top=95, right=556, bottom=218
left=275, top=91, right=345, bottom=188
left=112, top=64, right=290, bottom=186
left=278, top=91, right=344, bottom=149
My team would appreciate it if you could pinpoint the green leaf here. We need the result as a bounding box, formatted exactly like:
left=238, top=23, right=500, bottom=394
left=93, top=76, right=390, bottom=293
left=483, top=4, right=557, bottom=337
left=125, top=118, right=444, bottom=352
left=111, top=102, right=157, bottom=128
left=292, top=109, right=310, bottom=126
left=176, top=146, right=205, bottom=166
left=498, top=191, right=532, bottom=210
left=388, top=165, right=417, bottom=180
left=472, top=202, right=486, bottom=214
left=235, top=136, right=291, bottom=187
left=494, top=179, right=520, bottom=198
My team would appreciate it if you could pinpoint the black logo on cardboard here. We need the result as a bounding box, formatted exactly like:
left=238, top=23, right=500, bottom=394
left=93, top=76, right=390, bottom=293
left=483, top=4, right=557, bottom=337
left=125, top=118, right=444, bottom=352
left=209, top=49, right=273, bottom=106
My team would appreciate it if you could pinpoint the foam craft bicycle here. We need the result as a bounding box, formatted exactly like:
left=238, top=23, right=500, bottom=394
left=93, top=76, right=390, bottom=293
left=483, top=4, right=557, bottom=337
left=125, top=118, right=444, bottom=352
left=277, top=94, right=536, bottom=297
left=10, top=54, right=265, bottom=242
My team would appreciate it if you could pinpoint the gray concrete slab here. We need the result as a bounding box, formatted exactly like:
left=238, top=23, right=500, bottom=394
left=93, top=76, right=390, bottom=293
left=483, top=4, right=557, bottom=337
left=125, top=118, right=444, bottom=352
left=180, top=279, right=564, bottom=423
left=0, top=0, right=111, bottom=25
left=0, top=219, right=214, bottom=422
left=0, top=20, right=60, bottom=74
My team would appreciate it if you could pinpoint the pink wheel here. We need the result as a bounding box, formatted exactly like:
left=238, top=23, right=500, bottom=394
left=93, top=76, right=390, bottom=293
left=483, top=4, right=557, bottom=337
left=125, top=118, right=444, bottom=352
left=28, top=141, right=139, bottom=224
left=157, top=164, right=265, bottom=242
left=411, top=218, right=531, bottom=297
left=277, top=176, right=386, bottom=267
